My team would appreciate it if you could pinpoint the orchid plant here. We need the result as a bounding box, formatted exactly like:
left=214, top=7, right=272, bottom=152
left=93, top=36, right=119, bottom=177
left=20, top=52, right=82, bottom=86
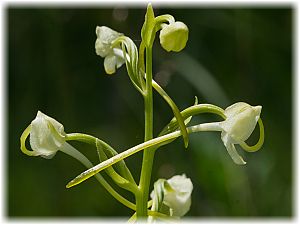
left=20, top=4, right=264, bottom=222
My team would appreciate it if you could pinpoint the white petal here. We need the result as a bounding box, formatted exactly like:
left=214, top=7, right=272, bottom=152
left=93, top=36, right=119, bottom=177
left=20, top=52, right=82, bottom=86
left=95, top=39, right=109, bottom=58
left=29, top=111, right=65, bottom=158
left=163, top=174, right=193, bottom=217
left=224, top=102, right=249, bottom=118
left=95, top=26, right=122, bottom=58
left=221, top=102, right=262, bottom=143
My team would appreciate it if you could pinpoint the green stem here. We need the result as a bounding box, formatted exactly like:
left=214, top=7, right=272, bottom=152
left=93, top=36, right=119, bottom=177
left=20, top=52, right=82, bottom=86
left=60, top=142, right=136, bottom=211
left=136, top=46, right=154, bottom=218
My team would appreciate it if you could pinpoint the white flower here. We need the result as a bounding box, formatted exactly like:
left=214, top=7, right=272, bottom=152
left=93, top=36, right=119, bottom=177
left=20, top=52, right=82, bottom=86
left=29, top=111, right=66, bottom=159
left=151, top=174, right=193, bottom=217
left=95, top=26, right=125, bottom=74
left=220, top=102, right=262, bottom=165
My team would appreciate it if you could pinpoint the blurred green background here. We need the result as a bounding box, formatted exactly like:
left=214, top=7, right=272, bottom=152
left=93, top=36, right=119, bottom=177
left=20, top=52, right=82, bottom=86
left=8, top=4, right=293, bottom=218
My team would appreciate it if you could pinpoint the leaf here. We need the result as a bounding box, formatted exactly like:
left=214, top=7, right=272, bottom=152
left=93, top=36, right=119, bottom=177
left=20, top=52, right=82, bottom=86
left=159, top=96, right=198, bottom=137
left=141, top=3, right=156, bottom=47
left=96, top=139, right=137, bottom=187
left=152, top=79, right=189, bottom=148
left=96, top=140, right=131, bottom=189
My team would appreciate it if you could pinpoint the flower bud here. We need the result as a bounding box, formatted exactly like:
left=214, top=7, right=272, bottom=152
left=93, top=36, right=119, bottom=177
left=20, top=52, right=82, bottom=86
left=159, top=21, right=189, bottom=52
left=29, top=111, right=66, bottom=159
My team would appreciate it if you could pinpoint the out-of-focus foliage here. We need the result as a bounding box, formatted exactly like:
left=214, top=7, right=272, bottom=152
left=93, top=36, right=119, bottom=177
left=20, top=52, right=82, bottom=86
left=8, top=5, right=292, bottom=218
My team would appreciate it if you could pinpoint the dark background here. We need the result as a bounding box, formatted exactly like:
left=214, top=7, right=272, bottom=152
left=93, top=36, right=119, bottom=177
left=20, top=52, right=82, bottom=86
left=8, top=4, right=293, bottom=218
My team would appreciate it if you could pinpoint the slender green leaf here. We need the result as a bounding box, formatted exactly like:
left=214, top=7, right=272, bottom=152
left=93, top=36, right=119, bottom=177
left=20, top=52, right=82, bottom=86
left=141, top=3, right=156, bottom=47
left=96, top=140, right=137, bottom=190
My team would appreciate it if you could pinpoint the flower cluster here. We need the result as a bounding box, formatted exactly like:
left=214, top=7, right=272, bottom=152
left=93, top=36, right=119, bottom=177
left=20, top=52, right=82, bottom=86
left=19, top=4, right=264, bottom=221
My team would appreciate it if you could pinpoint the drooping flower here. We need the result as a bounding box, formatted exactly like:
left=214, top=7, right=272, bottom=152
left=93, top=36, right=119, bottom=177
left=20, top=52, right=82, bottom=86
left=188, top=102, right=263, bottom=164
left=220, top=102, right=262, bottom=165
left=95, top=26, right=125, bottom=74
left=21, top=111, right=66, bottom=159
left=159, top=21, right=189, bottom=52
left=151, top=174, right=193, bottom=217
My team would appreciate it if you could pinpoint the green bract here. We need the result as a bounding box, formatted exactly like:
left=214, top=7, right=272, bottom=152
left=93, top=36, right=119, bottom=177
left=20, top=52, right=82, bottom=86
left=159, top=21, right=189, bottom=52
left=141, top=3, right=156, bottom=47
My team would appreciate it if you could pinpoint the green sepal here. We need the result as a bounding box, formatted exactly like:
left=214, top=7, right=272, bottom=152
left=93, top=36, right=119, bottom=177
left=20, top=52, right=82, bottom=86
left=141, top=3, right=156, bottom=47
left=151, top=179, right=166, bottom=213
